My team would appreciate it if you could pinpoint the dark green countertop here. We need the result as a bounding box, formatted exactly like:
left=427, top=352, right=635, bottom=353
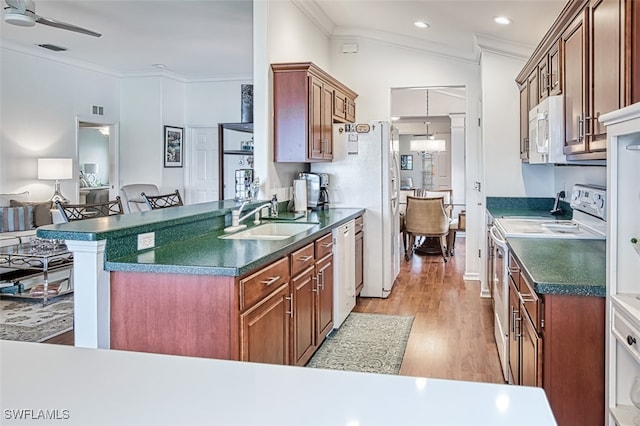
left=105, top=208, right=363, bottom=277
left=486, top=196, right=572, bottom=220
left=507, top=238, right=606, bottom=297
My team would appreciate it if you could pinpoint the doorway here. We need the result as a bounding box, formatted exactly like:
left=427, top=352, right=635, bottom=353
left=390, top=86, right=466, bottom=216
left=76, top=119, right=119, bottom=203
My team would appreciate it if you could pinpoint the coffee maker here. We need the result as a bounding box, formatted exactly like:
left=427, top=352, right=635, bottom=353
left=299, top=172, right=329, bottom=211
left=318, top=173, right=330, bottom=210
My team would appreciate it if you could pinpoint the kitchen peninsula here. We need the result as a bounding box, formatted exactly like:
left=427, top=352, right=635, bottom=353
left=37, top=201, right=363, bottom=362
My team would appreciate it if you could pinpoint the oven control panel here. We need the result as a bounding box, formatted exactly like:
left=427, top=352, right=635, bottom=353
left=570, top=184, right=607, bottom=220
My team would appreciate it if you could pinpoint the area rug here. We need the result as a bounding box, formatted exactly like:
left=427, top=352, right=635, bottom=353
left=307, top=312, right=414, bottom=375
left=0, top=294, right=73, bottom=343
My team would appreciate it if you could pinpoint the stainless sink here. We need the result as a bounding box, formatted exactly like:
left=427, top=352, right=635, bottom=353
left=219, top=222, right=317, bottom=240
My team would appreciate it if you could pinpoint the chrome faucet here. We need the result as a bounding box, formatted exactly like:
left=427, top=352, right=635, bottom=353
left=231, top=202, right=272, bottom=228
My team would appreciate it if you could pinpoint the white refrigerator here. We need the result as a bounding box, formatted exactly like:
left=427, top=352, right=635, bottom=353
left=311, top=121, right=401, bottom=298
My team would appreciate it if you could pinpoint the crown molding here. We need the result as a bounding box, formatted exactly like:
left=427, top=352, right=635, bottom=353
left=474, top=34, right=534, bottom=61
left=291, top=0, right=335, bottom=37
left=331, top=28, right=481, bottom=65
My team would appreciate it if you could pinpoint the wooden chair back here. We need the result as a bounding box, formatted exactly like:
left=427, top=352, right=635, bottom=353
left=404, top=196, right=449, bottom=236
left=142, top=189, right=183, bottom=210
left=56, top=197, right=124, bottom=222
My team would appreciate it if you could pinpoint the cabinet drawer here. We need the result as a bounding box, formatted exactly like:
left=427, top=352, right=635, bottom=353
left=291, top=243, right=315, bottom=277
left=508, top=252, right=521, bottom=290
left=613, top=306, right=640, bottom=364
left=519, top=274, right=541, bottom=332
left=355, top=216, right=364, bottom=234
left=315, top=233, right=333, bottom=259
left=240, top=257, right=290, bottom=311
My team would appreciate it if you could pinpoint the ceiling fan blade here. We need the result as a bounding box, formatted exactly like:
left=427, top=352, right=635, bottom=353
left=5, top=0, right=26, bottom=14
left=35, top=15, right=101, bottom=37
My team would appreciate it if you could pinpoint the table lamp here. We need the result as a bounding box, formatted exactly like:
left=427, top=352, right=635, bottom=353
left=38, top=158, right=73, bottom=203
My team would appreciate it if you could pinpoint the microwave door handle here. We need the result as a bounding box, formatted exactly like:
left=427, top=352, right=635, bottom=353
left=536, top=112, right=549, bottom=155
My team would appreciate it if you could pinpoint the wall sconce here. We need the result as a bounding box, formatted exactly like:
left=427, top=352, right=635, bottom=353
left=410, top=137, right=446, bottom=190
left=38, top=158, right=73, bottom=203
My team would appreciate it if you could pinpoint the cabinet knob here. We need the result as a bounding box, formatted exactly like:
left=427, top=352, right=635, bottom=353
left=627, top=335, right=636, bottom=346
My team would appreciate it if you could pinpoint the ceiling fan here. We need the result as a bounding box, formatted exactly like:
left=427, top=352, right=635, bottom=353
left=3, top=0, right=101, bottom=37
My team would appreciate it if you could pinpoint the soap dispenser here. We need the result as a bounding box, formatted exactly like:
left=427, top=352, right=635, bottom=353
left=271, top=194, right=278, bottom=217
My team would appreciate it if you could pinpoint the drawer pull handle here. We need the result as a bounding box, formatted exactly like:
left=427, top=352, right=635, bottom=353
left=298, top=255, right=313, bottom=262
left=321, top=242, right=332, bottom=248
left=628, top=335, right=637, bottom=346
left=261, top=276, right=280, bottom=286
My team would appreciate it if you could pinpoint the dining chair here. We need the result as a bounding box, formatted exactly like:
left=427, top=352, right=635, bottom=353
left=142, top=189, right=184, bottom=210
left=403, top=196, right=450, bottom=262
left=447, top=210, right=466, bottom=256
left=120, top=184, right=160, bottom=213
left=56, top=197, right=124, bottom=222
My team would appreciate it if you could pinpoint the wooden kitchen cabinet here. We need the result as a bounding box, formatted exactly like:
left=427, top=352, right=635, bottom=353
left=272, top=62, right=357, bottom=163
left=516, top=0, right=640, bottom=162
left=507, top=251, right=605, bottom=426
left=519, top=84, right=530, bottom=161
left=290, top=234, right=335, bottom=366
left=240, top=282, right=291, bottom=365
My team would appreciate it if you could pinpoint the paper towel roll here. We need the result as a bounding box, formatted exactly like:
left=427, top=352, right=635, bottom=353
left=293, top=179, right=307, bottom=212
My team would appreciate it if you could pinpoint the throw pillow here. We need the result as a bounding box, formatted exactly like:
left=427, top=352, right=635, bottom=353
left=0, top=191, right=29, bottom=208
left=9, top=200, right=53, bottom=228
left=0, top=206, right=34, bottom=232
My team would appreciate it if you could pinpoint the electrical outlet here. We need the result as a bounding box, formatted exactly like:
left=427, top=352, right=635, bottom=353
left=137, top=232, right=155, bottom=250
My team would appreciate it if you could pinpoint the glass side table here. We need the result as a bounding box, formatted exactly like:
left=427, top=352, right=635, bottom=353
left=0, top=239, right=74, bottom=305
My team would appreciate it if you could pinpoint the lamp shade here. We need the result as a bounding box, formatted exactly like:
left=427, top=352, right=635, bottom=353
left=83, top=163, right=98, bottom=174
left=37, top=158, right=73, bottom=180
left=410, top=137, right=446, bottom=153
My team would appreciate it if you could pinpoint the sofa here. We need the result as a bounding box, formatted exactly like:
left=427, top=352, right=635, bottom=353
left=0, top=191, right=54, bottom=248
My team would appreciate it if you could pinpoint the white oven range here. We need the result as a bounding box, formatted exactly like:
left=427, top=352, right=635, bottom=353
left=489, top=184, right=607, bottom=381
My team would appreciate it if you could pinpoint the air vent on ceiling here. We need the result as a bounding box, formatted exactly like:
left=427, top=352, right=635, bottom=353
left=37, top=44, right=67, bottom=52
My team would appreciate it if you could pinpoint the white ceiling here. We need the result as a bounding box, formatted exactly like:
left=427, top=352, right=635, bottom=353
left=0, top=0, right=566, bottom=79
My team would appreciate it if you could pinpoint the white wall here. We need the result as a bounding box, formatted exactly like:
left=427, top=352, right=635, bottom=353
left=330, top=36, right=483, bottom=282
left=0, top=48, right=119, bottom=202
left=480, top=51, right=554, bottom=197
left=253, top=0, right=332, bottom=201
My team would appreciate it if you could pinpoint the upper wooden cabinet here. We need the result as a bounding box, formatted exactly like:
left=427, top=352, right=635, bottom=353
left=272, top=62, right=358, bottom=163
left=516, top=0, right=639, bottom=161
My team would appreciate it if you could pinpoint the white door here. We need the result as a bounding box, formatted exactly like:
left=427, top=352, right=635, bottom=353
left=187, top=127, right=218, bottom=203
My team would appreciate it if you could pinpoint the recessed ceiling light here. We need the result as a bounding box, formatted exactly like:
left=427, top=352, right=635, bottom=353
left=414, top=21, right=429, bottom=29
left=153, top=63, right=166, bottom=69
left=494, top=16, right=511, bottom=25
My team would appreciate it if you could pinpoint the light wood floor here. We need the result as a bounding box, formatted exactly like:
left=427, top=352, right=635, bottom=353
left=354, top=238, right=506, bottom=384
left=44, top=239, right=506, bottom=384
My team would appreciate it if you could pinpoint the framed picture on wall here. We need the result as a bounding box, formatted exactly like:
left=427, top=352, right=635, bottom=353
left=164, top=125, right=184, bottom=167
left=400, top=154, right=413, bottom=170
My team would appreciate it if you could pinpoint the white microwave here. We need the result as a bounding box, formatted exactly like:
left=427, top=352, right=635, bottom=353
left=528, top=95, right=565, bottom=164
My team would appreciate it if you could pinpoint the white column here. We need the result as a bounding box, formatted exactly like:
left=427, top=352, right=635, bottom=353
left=65, top=240, right=109, bottom=349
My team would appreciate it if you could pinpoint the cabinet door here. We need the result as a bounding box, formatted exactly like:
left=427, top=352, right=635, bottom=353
left=562, top=9, right=588, bottom=155
left=346, top=98, right=356, bottom=123
left=316, top=254, right=334, bottom=344
left=355, top=231, right=363, bottom=295
left=538, top=57, right=549, bottom=101
left=508, top=278, right=521, bottom=385
left=240, top=283, right=290, bottom=365
left=519, top=85, right=530, bottom=161
left=548, top=41, right=562, bottom=96
left=527, top=69, right=539, bottom=111
left=333, top=89, right=347, bottom=121
left=309, top=75, right=325, bottom=160
left=589, top=0, right=621, bottom=150
left=520, top=312, right=543, bottom=387
left=291, top=266, right=317, bottom=366
left=321, top=84, right=334, bottom=160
